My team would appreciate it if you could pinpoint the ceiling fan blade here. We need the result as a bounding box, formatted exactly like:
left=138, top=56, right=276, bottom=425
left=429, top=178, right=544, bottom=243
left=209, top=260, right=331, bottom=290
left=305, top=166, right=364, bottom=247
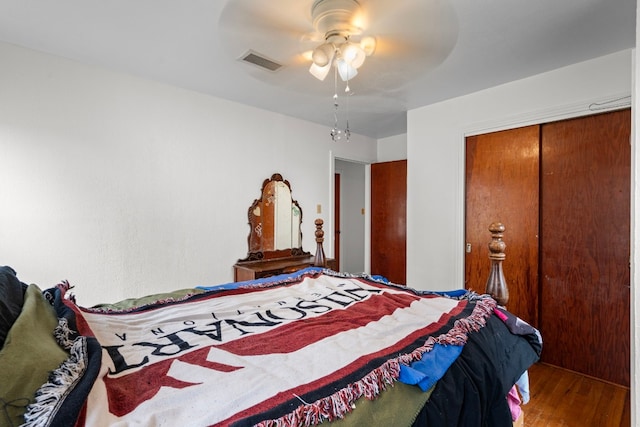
left=352, top=0, right=458, bottom=90
left=218, top=0, right=316, bottom=66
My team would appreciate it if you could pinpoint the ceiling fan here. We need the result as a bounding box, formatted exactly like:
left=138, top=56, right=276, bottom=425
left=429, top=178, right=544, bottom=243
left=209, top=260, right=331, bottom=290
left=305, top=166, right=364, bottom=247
left=306, top=0, right=377, bottom=82
left=217, top=0, right=459, bottom=96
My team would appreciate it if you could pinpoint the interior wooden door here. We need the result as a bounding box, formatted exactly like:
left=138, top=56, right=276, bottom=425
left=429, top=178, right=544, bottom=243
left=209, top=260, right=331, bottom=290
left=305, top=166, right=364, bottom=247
left=539, top=109, right=630, bottom=386
left=371, top=160, right=407, bottom=284
left=465, top=126, right=540, bottom=327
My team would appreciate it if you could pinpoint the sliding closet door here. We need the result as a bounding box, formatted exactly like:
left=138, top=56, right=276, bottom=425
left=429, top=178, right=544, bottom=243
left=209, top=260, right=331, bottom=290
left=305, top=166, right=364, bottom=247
left=465, top=126, right=540, bottom=327
left=371, top=160, right=406, bottom=284
left=540, top=109, right=630, bottom=386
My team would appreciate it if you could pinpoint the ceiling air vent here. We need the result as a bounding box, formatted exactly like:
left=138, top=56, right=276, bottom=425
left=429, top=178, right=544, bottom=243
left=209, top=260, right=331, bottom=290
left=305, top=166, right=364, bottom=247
left=240, top=50, right=283, bottom=72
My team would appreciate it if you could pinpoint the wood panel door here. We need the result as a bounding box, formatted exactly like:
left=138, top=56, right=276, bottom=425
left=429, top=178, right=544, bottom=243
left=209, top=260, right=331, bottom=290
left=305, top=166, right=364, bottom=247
left=465, top=126, right=540, bottom=327
left=540, top=109, right=630, bottom=386
left=371, top=160, right=407, bottom=284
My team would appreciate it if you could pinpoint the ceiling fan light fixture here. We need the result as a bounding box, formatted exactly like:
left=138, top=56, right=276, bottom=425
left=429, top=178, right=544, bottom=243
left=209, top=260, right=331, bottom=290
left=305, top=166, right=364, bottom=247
left=309, top=62, right=332, bottom=81
left=336, top=58, right=358, bottom=81
left=310, top=0, right=366, bottom=141
left=311, top=42, right=336, bottom=67
left=340, top=41, right=366, bottom=69
left=359, top=36, right=376, bottom=57
left=308, top=0, right=374, bottom=84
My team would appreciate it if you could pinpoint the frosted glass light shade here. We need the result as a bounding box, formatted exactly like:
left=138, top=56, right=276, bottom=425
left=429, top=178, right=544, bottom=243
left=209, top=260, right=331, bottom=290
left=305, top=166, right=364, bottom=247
left=360, top=36, right=376, bottom=56
left=340, top=42, right=365, bottom=69
left=311, top=43, right=335, bottom=67
left=309, top=62, right=332, bottom=81
left=336, top=58, right=358, bottom=81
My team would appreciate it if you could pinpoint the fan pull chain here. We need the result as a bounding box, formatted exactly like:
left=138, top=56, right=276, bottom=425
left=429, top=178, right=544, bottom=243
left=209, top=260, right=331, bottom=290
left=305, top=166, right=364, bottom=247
left=330, top=66, right=350, bottom=142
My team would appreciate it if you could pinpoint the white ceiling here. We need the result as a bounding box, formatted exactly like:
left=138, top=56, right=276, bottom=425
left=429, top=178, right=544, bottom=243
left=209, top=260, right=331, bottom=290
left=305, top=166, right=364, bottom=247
left=0, top=0, right=635, bottom=139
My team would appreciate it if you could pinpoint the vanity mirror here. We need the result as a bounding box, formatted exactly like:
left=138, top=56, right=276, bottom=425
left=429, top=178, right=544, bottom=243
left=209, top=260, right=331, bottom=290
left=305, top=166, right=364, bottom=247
left=234, top=173, right=335, bottom=281
left=243, top=173, right=306, bottom=261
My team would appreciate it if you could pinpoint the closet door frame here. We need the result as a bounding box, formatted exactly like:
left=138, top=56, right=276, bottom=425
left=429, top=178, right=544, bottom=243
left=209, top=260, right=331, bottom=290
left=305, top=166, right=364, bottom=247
left=464, top=108, right=631, bottom=387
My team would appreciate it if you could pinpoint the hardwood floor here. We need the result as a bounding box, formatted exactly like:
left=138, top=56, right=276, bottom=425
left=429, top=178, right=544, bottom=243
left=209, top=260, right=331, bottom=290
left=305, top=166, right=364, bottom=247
left=523, top=363, right=630, bottom=427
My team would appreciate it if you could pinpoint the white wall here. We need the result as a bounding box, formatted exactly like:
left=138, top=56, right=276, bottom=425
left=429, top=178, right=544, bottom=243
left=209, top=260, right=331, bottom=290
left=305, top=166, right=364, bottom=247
left=0, top=41, right=377, bottom=305
left=407, top=49, right=632, bottom=291
left=377, top=133, right=407, bottom=162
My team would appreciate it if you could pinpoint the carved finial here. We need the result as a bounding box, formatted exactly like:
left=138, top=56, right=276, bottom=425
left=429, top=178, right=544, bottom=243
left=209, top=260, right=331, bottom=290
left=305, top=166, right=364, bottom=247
left=314, top=218, right=327, bottom=267
left=488, top=222, right=506, bottom=261
left=485, top=222, right=509, bottom=306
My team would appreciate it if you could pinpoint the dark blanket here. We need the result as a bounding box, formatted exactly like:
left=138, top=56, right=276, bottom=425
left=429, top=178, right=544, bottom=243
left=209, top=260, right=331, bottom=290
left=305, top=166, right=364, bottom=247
left=414, top=311, right=541, bottom=426
left=0, top=266, right=28, bottom=348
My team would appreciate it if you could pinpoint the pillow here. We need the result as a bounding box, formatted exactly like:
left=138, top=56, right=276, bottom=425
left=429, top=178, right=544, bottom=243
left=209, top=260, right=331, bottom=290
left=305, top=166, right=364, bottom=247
left=0, top=284, right=69, bottom=426
left=0, top=266, right=28, bottom=348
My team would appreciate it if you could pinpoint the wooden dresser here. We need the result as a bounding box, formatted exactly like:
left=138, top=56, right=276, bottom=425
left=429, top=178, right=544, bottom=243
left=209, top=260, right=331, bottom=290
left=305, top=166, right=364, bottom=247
left=234, top=256, right=336, bottom=281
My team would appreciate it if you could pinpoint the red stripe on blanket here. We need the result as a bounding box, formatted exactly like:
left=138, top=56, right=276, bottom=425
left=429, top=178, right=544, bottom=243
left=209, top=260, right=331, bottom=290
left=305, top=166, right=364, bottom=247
left=217, top=291, right=424, bottom=356
left=104, top=346, right=243, bottom=417
left=220, top=301, right=469, bottom=426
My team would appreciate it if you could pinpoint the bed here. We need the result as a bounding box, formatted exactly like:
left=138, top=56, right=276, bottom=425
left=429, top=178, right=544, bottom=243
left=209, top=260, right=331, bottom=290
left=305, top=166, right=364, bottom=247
left=0, top=228, right=540, bottom=426
left=0, top=175, right=541, bottom=427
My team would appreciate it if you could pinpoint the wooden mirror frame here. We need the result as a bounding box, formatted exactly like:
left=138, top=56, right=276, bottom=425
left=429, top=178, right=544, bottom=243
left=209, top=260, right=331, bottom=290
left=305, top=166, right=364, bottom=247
left=238, top=173, right=309, bottom=262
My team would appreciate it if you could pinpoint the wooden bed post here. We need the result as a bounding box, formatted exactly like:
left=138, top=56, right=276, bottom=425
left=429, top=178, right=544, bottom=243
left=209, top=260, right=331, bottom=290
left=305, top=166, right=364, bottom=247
left=313, top=218, right=327, bottom=267
left=485, top=222, right=509, bottom=306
